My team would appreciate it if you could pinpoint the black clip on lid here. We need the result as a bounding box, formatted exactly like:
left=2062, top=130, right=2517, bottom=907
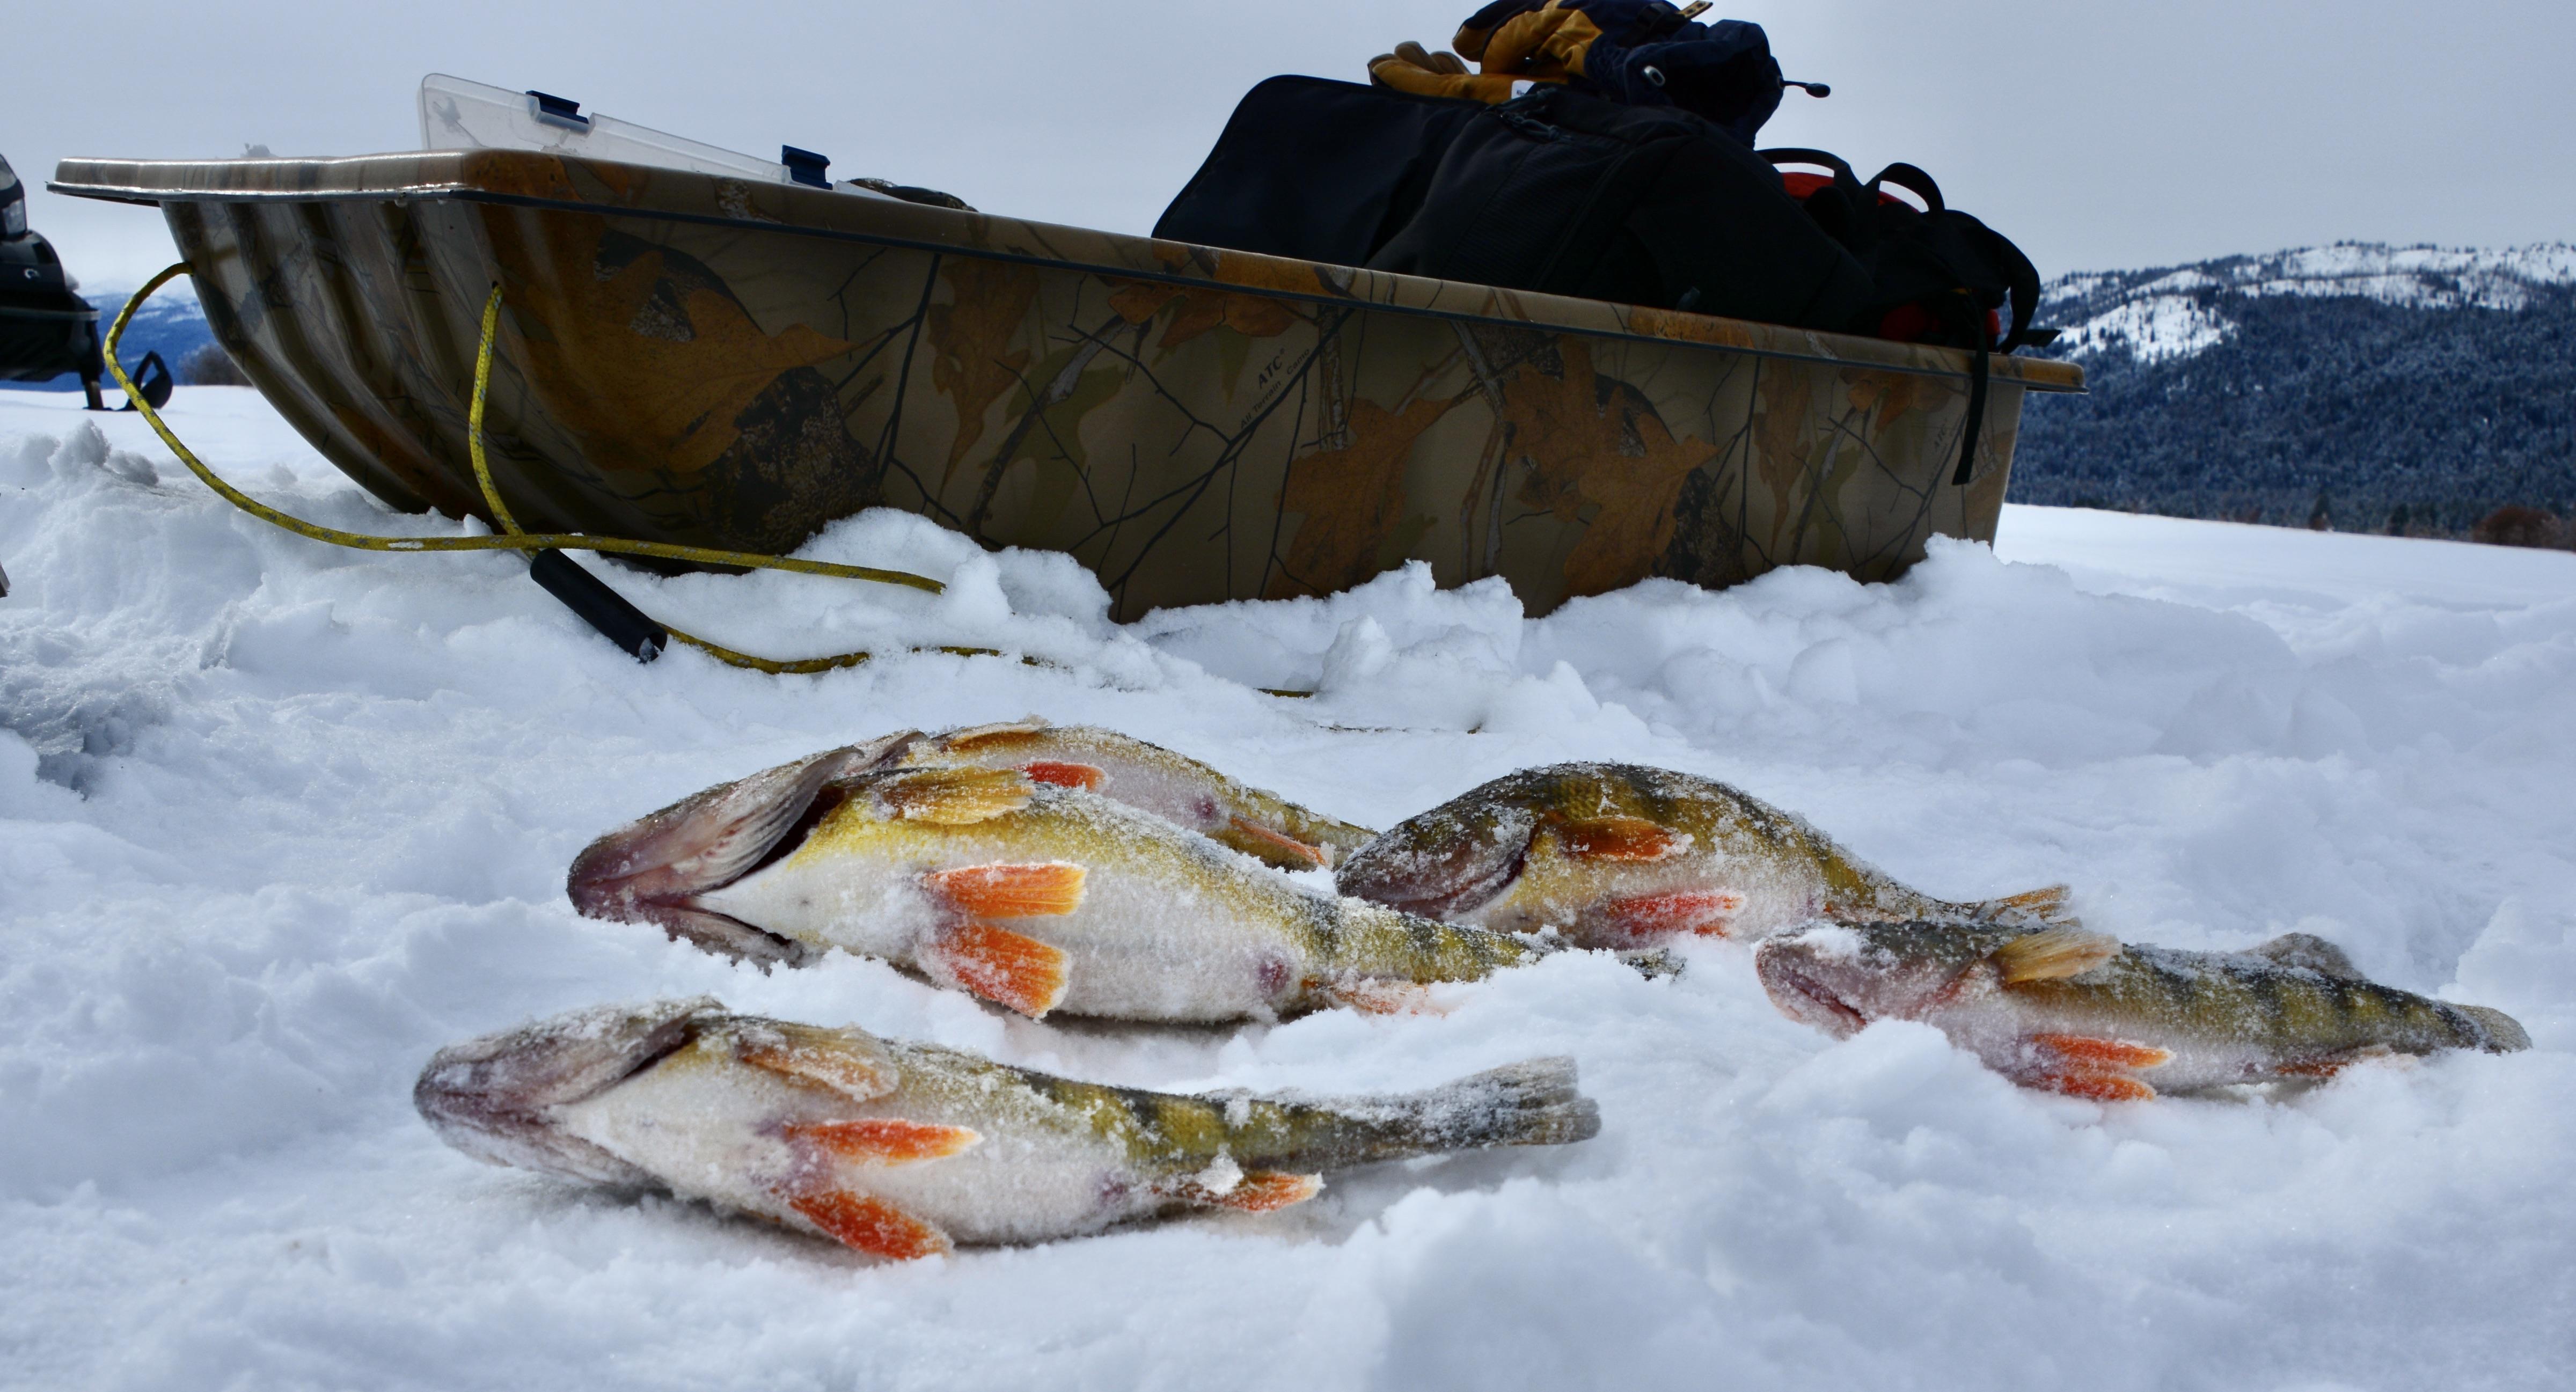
left=527, top=91, right=591, bottom=131
left=780, top=145, right=831, bottom=189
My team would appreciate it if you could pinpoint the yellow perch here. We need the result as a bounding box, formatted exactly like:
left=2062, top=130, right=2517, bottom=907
left=416, top=999, right=1601, bottom=1259
left=1337, top=763, right=2074, bottom=949
left=569, top=761, right=1554, bottom=1022
left=1755, top=921, right=2530, bottom=1100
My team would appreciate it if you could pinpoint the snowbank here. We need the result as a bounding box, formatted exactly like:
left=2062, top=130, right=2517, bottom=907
left=4, top=389, right=2571, bottom=1390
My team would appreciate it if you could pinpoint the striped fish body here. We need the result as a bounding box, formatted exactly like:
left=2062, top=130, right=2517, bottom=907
left=418, top=1000, right=1599, bottom=1258
left=1756, top=921, right=2530, bottom=1100
left=686, top=767, right=1544, bottom=1022
left=897, top=720, right=1377, bottom=869
left=1338, top=764, right=2072, bottom=948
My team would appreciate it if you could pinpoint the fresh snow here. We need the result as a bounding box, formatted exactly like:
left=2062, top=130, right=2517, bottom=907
left=4, top=388, right=2572, bottom=1390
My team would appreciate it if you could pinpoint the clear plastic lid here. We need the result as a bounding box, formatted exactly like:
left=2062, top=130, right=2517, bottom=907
left=416, top=74, right=884, bottom=196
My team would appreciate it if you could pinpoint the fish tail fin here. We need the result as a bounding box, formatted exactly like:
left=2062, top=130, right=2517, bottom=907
left=2456, top=1004, right=2531, bottom=1053
left=1399, top=1056, right=1602, bottom=1151
left=1970, top=884, right=2081, bottom=928
left=1233, top=1058, right=1600, bottom=1174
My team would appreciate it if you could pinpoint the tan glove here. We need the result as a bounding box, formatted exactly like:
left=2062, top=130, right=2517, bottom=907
left=1457, top=1, right=1606, bottom=82
left=1368, top=40, right=1524, bottom=102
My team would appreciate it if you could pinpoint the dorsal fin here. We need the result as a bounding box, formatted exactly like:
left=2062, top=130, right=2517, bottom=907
left=1992, top=927, right=2122, bottom=984
left=934, top=717, right=1054, bottom=753
left=2248, top=932, right=2362, bottom=979
left=727, top=1021, right=899, bottom=1102
left=872, top=768, right=1035, bottom=825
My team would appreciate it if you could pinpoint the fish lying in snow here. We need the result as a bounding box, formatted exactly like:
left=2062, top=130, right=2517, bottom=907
left=1754, top=921, right=2530, bottom=1100
left=416, top=998, right=1600, bottom=1258
left=890, top=719, right=1376, bottom=870
left=1336, top=763, right=2075, bottom=949
left=569, top=759, right=1561, bottom=1021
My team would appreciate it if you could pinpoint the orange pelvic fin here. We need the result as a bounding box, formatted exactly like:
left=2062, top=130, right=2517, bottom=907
left=922, top=921, right=1070, bottom=1017
left=731, top=1023, right=898, bottom=1103
left=1172, top=1170, right=1324, bottom=1212
left=925, top=861, right=1087, bottom=917
left=1992, top=927, right=2123, bottom=984
left=875, top=768, right=1035, bottom=825
left=784, top=1118, right=983, bottom=1163
left=1217, top=814, right=1330, bottom=868
left=788, top=1188, right=953, bottom=1260
left=1021, top=760, right=1106, bottom=791
left=2029, top=1033, right=2172, bottom=1102
left=1593, top=889, right=1748, bottom=941
left=1314, top=978, right=1447, bottom=1016
left=1556, top=815, right=1679, bottom=862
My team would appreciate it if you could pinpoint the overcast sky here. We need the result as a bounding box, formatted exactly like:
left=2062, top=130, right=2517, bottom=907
left=11, top=0, right=2574, bottom=290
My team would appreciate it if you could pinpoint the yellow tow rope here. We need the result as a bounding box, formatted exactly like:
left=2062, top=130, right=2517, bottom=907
left=103, top=262, right=986, bottom=675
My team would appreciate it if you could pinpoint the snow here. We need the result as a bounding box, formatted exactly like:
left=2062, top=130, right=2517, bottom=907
left=5, top=387, right=2573, bottom=1390
left=2048, top=293, right=2235, bottom=364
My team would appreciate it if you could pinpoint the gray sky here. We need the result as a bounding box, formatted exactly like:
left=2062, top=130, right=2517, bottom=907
left=10, top=0, right=2574, bottom=289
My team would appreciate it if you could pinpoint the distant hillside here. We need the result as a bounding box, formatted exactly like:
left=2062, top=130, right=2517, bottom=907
left=2011, top=244, right=2576, bottom=537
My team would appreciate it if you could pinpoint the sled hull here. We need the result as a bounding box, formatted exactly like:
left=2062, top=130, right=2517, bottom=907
left=53, top=150, right=2081, bottom=619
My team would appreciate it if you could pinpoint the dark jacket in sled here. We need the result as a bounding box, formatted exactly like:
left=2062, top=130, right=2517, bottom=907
left=1365, top=85, right=1876, bottom=330
left=1152, top=77, right=1485, bottom=270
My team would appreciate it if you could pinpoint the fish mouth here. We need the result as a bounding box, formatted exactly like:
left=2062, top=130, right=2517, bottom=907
left=1754, top=954, right=1870, bottom=1038
left=1334, top=809, right=1536, bottom=921
left=566, top=735, right=919, bottom=963
left=415, top=999, right=716, bottom=1183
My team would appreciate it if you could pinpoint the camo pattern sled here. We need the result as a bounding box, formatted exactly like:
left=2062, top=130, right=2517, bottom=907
left=53, top=150, right=2082, bottom=619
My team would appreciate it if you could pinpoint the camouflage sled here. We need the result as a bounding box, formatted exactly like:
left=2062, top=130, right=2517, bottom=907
left=52, top=148, right=2080, bottom=620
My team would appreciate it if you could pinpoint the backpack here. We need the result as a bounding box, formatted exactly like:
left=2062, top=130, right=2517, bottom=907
left=1365, top=84, right=1876, bottom=332
left=1766, top=149, right=2052, bottom=482
left=1762, top=149, right=2044, bottom=352
left=1152, top=76, right=1487, bottom=268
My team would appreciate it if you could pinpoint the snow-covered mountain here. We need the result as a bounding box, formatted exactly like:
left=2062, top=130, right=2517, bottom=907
left=2015, top=243, right=2576, bottom=536
left=2045, top=243, right=2576, bottom=364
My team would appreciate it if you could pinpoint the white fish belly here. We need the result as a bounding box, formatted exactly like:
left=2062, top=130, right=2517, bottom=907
left=554, top=1063, right=1160, bottom=1246
left=703, top=848, right=1313, bottom=1022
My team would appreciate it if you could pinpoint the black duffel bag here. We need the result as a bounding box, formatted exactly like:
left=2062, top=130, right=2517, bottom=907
left=1364, top=83, right=1875, bottom=332
left=1152, top=76, right=1487, bottom=269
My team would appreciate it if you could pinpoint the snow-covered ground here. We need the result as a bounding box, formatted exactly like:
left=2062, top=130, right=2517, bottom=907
left=5, top=387, right=2571, bottom=1390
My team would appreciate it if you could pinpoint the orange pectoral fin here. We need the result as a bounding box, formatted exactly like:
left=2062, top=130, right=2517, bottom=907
left=2029, top=1033, right=2172, bottom=1103
left=784, top=1118, right=983, bottom=1163
left=788, top=1189, right=953, bottom=1260
left=1556, top=816, right=1680, bottom=862
left=921, top=921, right=1070, bottom=1017
left=1216, top=815, right=1330, bottom=869
left=1171, top=1170, right=1323, bottom=1212
left=2030, top=1034, right=2174, bottom=1069
left=1594, top=890, right=1748, bottom=941
left=925, top=861, right=1087, bottom=917
left=1021, top=760, right=1106, bottom=791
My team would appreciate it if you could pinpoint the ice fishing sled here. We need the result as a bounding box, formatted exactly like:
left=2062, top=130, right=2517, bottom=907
left=52, top=76, right=2082, bottom=621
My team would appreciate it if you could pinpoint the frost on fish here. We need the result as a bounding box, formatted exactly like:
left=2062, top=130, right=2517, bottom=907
left=1336, top=763, right=2078, bottom=949
left=1754, top=921, right=2530, bottom=1100
left=415, top=1000, right=1601, bottom=1258
left=569, top=756, right=1558, bottom=1023
left=894, top=719, right=1377, bottom=869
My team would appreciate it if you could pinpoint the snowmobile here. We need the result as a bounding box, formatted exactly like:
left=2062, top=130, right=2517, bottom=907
left=50, top=75, right=2081, bottom=621
left=1, top=151, right=109, bottom=409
